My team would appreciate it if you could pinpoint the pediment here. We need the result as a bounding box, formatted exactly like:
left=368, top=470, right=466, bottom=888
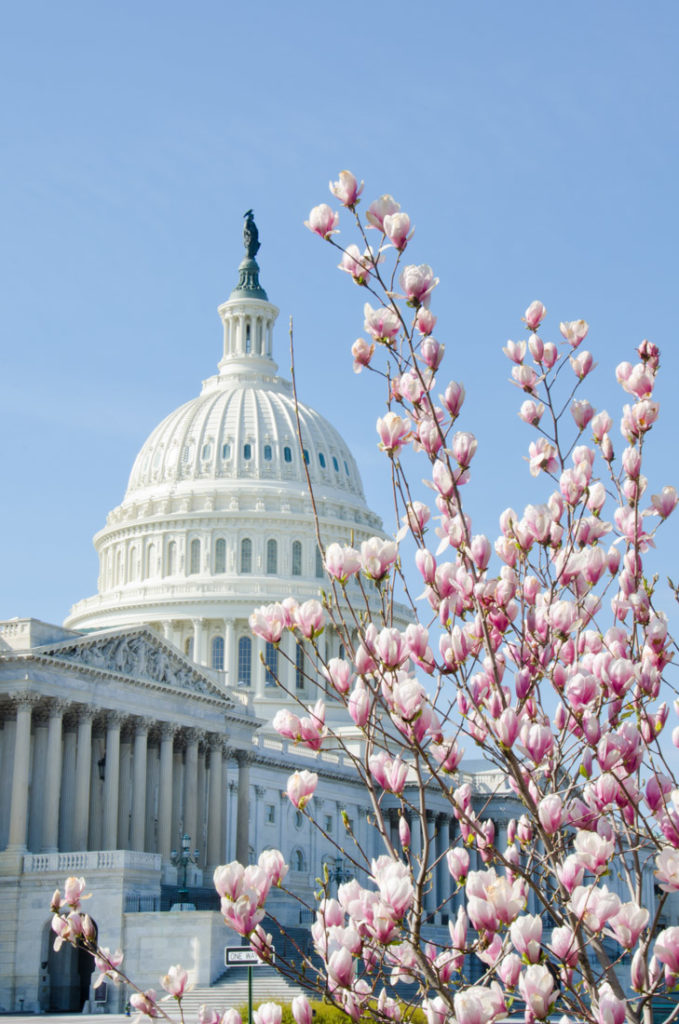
left=34, top=627, right=229, bottom=702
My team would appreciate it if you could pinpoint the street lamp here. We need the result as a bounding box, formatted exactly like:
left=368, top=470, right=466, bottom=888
left=327, top=856, right=348, bottom=893
left=170, top=834, right=199, bottom=904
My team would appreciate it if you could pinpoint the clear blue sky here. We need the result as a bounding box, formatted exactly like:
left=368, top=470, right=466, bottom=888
left=2, top=0, right=678, bottom=624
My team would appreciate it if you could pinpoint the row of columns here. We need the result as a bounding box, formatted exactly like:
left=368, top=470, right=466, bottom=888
left=2, top=692, right=251, bottom=871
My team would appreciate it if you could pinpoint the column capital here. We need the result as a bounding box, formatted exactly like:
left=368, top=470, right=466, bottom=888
left=184, top=727, right=203, bottom=746
left=11, top=690, right=41, bottom=710
left=235, top=749, right=254, bottom=766
left=48, top=698, right=70, bottom=719
left=75, top=704, right=96, bottom=723
left=159, top=721, right=179, bottom=740
left=207, top=733, right=225, bottom=752
left=133, top=716, right=152, bottom=736
left=105, top=709, right=126, bottom=727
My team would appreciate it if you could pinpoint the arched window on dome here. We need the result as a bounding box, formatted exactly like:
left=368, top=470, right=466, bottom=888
left=215, top=538, right=226, bottom=574
left=245, top=322, right=251, bottom=354
left=283, top=446, right=292, bottom=463
left=295, top=641, right=305, bottom=691
left=332, top=456, right=339, bottom=473
left=315, top=547, right=324, bottom=579
left=116, top=548, right=124, bottom=586
left=185, top=637, right=194, bottom=659
left=128, top=545, right=138, bottom=582
left=266, top=539, right=277, bottom=575
left=243, top=443, right=252, bottom=461
left=240, top=538, right=252, bottom=573
left=238, top=637, right=251, bottom=686
left=212, top=636, right=224, bottom=671
left=303, top=448, right=310, bottom=465
left=318, top=452, right=326, bottom=468
left=167, top=541, right=177, bottom=576
left=292, top=540, right=302, bottom=577
left=189, top=538, right=201, bottom=575
left=145, top=543, right=155, bottom=578
left=263, top=444, right=272, bottom=461
left=292, top=849, right=305, bottom=872
left=265, top=642, right=278, bottom=687
left=256, top=320, right=263, bottom=355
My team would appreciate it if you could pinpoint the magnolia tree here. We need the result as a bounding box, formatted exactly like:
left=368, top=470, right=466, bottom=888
left=51, top=171, right=679, bottom=1024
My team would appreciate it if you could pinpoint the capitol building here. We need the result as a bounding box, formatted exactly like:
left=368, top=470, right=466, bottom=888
left=1, top=222, right=650, bottom=1014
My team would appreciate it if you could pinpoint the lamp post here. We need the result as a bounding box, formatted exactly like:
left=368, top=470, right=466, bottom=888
left=327, top=856, right=348, bottom=894
left=170, top=833, right=199, bottom=904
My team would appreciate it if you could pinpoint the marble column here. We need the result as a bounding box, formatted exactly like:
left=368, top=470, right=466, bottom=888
left=224, top=619, right=235, bottom=686
left=73, top=707, right=95, bottom=850
left=6, top=693, right=38, bottom=850
left=206, top=737, right=223, bottom=869
left=254, top=637, right=266, bottom=697
left=235, top=751, right=250, bottom=864
left=183, top=730, right=199, bottom=850
left=192, top=619, right=204, bottom=666
left=102, top=712, right=123, bottom=849
left=131, top=719, right=149, bottom=851
left=158, top=723, right=176, bottom=861
left=197, top=742, right=207, bottom=865
left=41, top=700, right=67, bottom=852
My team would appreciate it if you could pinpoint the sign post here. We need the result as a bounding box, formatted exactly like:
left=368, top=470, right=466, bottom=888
left=224, top=946, right=275, bottom=1024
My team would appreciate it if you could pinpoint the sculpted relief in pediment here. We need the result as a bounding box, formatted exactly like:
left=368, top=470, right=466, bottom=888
left=45, top=634, right=217, bottom=697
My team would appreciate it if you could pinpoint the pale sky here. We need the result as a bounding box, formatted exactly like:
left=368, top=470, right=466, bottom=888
left=2, top=0, right=678, bottom=624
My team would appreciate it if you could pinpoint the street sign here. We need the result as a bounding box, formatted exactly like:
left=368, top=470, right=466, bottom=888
left=224, top=946, right=275, bottom=967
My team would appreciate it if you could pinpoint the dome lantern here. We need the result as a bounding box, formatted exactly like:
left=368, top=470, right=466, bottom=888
left=217, top=211, right=279, bottom=377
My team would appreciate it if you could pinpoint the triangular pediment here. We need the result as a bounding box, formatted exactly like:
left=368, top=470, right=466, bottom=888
left=34, top=626, right=230, bottom=703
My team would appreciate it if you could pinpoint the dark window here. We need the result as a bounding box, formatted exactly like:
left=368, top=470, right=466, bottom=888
left=266, top=539, right=278, bottom=574
left=283, top=446, right=292, bottom=463
left=263, top=444, right=272, bottom=461
left=240, top=538, right=252, bottom=573
left=265, top=642, right=278, bottom=687
left=215, top=538, right=226, bottom=574
left=292, top=540, right=302, bottom=576
left=319, top=453, right=326, bottom=468
left=212, top=636, right=224, bottom=670
left=238, top=637, right=252, bottom=686
left=243, top=443, right=252, bottom=460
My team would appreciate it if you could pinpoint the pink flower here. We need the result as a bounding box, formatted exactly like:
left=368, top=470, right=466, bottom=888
left=293, top=600, right=325, bottom=639
left=655, top=849, right=679, bottom=892
left=549, top=926, right=578, bottom=966
left=292, top=996, right=313, bottom=1024
left=366, top=194, right=400, bottom=231
left=324, top=543, right=361, bottom=583
left=253, top=1003, right=282, bottom=1024
left=570, top=350, right=596, bottom=379
left=446, top=847, right=470, bottom=882
left=383, top=212, right=413, bottom=250
left=519, top=399, right=544, bottom=425
left=286, top=770, right=318, bottom=809
left=63, top=876, right=90, bottom=909
left=348, top=680, right=371, bottom=726
left=249, top=604, right=286, bottom=644
left=92, top=947, right=124, bottom=989
left=363, top=302, right=400, bottom=343
left=329, top=170, right=363, bottom=207
left=569, top=884, right=621, bottom=932
left=328, top=946, right=355, bottom=989
left=272, top=708, right=300, bottom=741
left=416, top=307, right=437, bottom=335
left=161, top=965, right=191, bottom=999
left=503, top=339, right=526, bottom=363
left=305, top=204, right=339, bottom=239
left=351, top=337, right=375, bottom=373
left=608, top=901, right=649, bottom=949
left=528, top=438, right=558, bottom=477
left=597, top=984, right=626, bottom=1024
left=398, top=814, right=410, bottom=849
left=655, top=927, right=679, bottom=976
left=560, top=319, right=589, bottom=347
left=129, top=991, right=160, bottom=1018
left=377, top=412, right=411, bottom=455
left=573, top=830, right=614, bottom=874
left=399, top=264, right=438, bottom=307
left=360, top=537, right=398, bottom=580
left=523, top=301, right=546, bottom=331
left=571, top=399, right=594, bottom=429
left=537, top=794, right=563, bottom=835
left=258, top=849, right=288, bottom=887
left=510, top=915, right=542, bottom=963
left=338, top=245, right=371, bottom=285
left=452, top=431, right=478, bottom=467
left=322, top=658, right=353, bottom=695
left=651, top=486, right=678, bottom=518
left=372, top=857, right=414, bottom=918
left=518, top=964, right=556, bottom=1019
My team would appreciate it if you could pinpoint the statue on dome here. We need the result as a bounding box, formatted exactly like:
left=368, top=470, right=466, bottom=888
left=243, top=210, right=260, bottom=258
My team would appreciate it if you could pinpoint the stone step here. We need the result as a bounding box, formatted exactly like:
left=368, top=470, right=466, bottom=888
left=177, top=967, right=308, bottom=1016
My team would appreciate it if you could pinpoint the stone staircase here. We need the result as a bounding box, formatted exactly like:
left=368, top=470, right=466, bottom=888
left=176, top=966, right=308, bottom=1017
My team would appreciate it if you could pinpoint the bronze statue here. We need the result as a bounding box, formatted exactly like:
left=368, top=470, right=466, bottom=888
left=243, top=210, right=260, bottom=258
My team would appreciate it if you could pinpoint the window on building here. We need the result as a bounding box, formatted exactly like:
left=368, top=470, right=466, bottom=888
left=294, top=849, right=305, bottom=872
left=167, top=541, right=177, bottom=576
left=243, top=443, right=252, bottom=461
left=303, top=448, right=310, bottom=465
left=266, top=538, right=277, bottom=574
left=185, top=637, right=194, bottom=659
left=344, top=461, right=350, bottom=475
left=201, top=442, right=212, bottom=460
left=295, top=641, right=305, bottom=690
left=189, top=538, right=200, bottom=575
left=222, top=442, right=231, bottom=459
left=238, top=637, right=252, bottom=686
left=319, top=452, right=326, bottom=468
left=332, top=456, right=339, bottom=472
left=212, top=636, right=224, bottom=670
left=294, top=810, right=303, bottom=829
left=292, top=540, right=302, bottom=576
left=263, top=444, right=272, bottom=461
left=315, top=547, right=324, bottom=578
left=339, top=643, right=345, bottom=661
left=245, top=323, right=251, bottom=353
left=240, top=538, right=252, bottom=573
left=283, top=446, right=292, bottom=463
left=324, top=815, right=333, bottom=833
left=265, top=642, right=278, bottom=687
left=215, top=538, right=226, bottom=574
left=128, top=546, right=138, bottom=581
left=266, top=804, right=276, bottom=824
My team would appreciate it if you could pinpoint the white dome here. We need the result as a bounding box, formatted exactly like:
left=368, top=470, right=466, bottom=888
left=64, top=237, right=386, bottom=724
left=125, top=370, right=366, bottom=507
